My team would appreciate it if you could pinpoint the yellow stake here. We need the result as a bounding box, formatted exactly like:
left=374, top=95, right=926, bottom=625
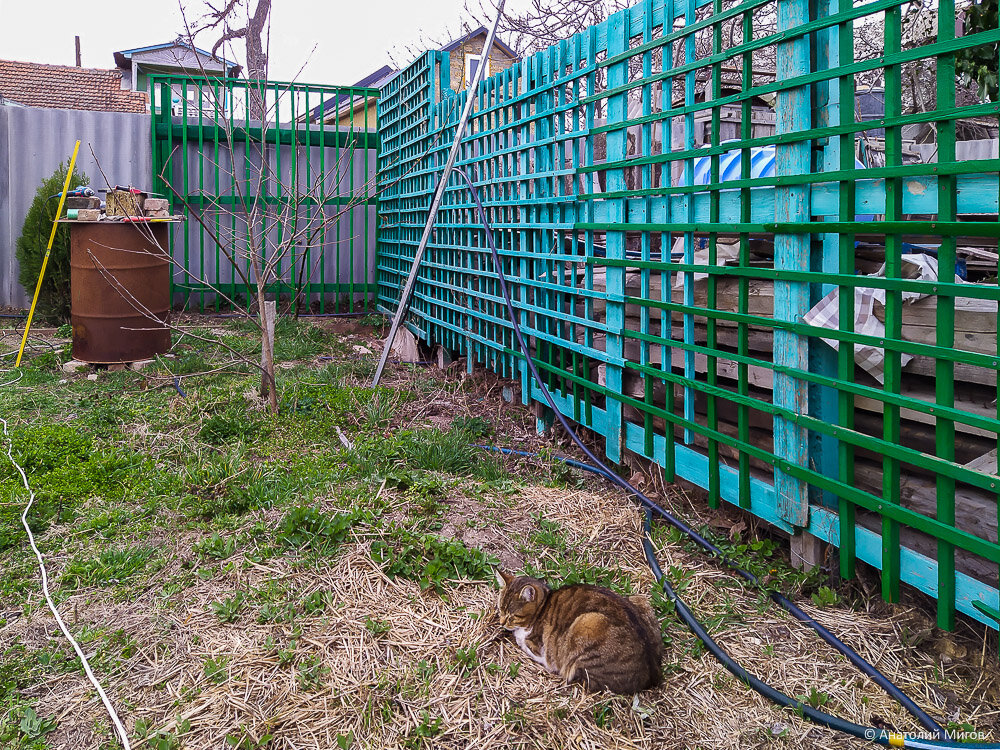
left=16, top=140, right=81, bottom=368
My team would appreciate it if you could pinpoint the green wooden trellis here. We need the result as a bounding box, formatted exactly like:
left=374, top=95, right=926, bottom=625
left=151, top=75, right=380, bottom=313
left=377, top=0, right=1000, bottom=632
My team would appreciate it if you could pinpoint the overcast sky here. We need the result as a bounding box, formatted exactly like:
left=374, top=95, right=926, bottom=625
left=0, top=0, right=527, bottom=86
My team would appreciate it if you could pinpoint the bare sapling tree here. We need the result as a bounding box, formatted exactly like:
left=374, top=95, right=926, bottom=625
left=84, top=0, right=379, bottom=414
left=186, top=0, right=278, bottom=410
left=179, top=0, right=377, bottom=411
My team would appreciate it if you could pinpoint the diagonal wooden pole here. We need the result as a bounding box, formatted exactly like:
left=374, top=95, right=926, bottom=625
left=372, top=1, right=506, bottom=386
left=16, top=140, right=81, bottom=367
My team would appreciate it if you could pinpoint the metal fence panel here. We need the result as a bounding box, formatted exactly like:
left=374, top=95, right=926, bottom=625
left=151, top=76, right=379, bottom=313
left=377, top=0, right=1000, bottom=630
left=0, top=105, right=151, bottom=308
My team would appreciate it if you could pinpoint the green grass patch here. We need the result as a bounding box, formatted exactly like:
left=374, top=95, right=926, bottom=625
left=351, top=427, right=508, bottom=485
left=62, top=546, right=162, bottom=588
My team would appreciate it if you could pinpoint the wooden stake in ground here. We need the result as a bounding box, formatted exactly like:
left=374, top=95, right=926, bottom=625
left=259, top=299, right=277, bottom=410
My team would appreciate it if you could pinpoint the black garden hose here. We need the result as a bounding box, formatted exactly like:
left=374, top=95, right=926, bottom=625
left=452, top=167, right=997, bottom=748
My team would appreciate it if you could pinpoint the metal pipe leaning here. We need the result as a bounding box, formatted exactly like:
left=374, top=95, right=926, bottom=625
left=371, top=0, right=508, bottom=387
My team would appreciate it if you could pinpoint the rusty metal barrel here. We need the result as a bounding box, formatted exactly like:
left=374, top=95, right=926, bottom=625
left=70, top=222, right=171, bottom=363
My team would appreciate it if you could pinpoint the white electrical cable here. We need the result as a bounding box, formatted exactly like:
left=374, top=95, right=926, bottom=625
left=1, top=415, right=132, bottom=749
left=0, top=372, right=24, bottom=388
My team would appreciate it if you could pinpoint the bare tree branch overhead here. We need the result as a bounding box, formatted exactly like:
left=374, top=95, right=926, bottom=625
left=188, top=0, right=272, bottom=80
left=389, top=0, right=632, bottom=66
left=476, top=0, right=631, bottom=56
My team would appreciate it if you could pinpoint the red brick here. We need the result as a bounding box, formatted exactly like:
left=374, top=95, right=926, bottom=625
left=0, top=59, right=148, bottom=112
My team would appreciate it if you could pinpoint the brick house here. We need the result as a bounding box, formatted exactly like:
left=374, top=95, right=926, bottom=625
left=0, top=43, right=239, bottom=115
left=0, top=59, right=148, bottom=113
left=439, top=26, right=518, bottom=91
left=309, top=28, right=519, bottom=129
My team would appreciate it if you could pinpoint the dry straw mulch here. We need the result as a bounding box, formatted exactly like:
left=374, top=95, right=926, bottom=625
left=7, top=481, right=999, bottom=750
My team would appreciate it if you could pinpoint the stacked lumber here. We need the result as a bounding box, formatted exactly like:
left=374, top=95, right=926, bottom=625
left=524, top=267, right=999, bottom=585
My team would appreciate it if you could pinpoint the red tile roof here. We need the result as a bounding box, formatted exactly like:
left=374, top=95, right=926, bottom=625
left=0, top=59, right=148, bottom=112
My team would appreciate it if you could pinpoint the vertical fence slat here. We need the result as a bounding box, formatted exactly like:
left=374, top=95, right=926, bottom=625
left=772, top=0, right=811, bottom=529
left=604, top=9, right=629, bottom=464
left=935, top=0, right=959, bottom=631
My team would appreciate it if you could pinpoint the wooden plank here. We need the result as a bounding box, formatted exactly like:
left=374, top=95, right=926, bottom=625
left=903, top=355, right=996, bottom=387
left=598, top=351, right=774, bottom=394
left=854, top=391, right=999, bottom=440
left=855, top=512, right=998, bottom=587
left=578, top=277, right=775, bottom=318
left=874, top=295, right=998, bottom=355
left=852, top=411, right=993, bottom=469
left=569, top=279, right=998, bottom=388
left=965, top=449, right=997, bottom=475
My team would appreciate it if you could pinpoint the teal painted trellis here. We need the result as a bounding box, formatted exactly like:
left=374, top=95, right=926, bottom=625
left=376, top=0, right=1000, bottom=631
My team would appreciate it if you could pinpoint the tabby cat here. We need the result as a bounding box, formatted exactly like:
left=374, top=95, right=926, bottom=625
left=495, top=570, right=663, bottom=694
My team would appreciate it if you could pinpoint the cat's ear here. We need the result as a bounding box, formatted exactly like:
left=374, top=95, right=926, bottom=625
left=520, top=585, right=537, bottom=602
left=495, top=569, right=513, bottom=588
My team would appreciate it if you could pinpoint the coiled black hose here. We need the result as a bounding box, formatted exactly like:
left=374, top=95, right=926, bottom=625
left=453, top=167, right=997, bottom=748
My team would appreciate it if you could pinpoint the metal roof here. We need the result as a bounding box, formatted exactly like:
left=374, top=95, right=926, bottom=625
left=308, top=65, right=398, bottom=123
left=113, top=42, right=240, bottom=73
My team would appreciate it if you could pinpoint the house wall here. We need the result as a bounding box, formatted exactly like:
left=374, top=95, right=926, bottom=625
left=447, top=33, right=516, bottom=91
left=124, top=48, right=229, bottom=93
left=336, top=98, right=379, bottom=130
left=0, top=105, right=151, bottom=308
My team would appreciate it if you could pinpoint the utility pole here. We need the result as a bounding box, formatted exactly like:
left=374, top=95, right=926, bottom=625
left=75, top=36, right=81, bottom=67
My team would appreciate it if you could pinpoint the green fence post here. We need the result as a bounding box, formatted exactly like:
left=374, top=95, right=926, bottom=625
left=834, top=0, right=857, bottom=582
left=935, top=0, right=958, bottom=632
left=881, top=0, right=903, bottom=606
left=681, top=0, right=697, bottom=448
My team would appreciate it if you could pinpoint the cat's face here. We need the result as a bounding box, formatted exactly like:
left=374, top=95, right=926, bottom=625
left=495, top=570, right=549, bottom=630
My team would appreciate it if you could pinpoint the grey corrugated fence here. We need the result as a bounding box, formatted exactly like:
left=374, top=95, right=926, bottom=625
left=0, top=104, right=151, bottom=308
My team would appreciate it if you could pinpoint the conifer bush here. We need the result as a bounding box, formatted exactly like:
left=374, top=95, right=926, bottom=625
left=15, top=163, right=89, bottom=322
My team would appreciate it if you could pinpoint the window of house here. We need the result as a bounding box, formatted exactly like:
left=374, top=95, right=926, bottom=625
left=464, top=54, right=490, bottom=87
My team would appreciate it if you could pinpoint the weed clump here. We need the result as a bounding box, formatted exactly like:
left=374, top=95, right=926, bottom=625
left=276, top=504, right=361, bottom=553
left=355, top=426, right=507, bottom=484
left=5, top=423, right=91, bottom=475
left=180, top=452, right=289, bottom=518
left=370, top=527, right=497, bottom=593
left=62, top=546, right=161, bottom=588
left=192, top=532, right=236, bottom=560
left=0, top=426, right=149, bottom=551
